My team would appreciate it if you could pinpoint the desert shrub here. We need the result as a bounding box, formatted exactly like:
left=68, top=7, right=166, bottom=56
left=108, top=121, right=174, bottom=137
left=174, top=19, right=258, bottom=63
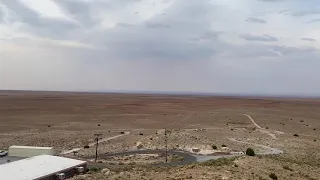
left=293, top=134, right=299, bottom=137
left=201, top=157, right=237, bottom=166
left=83, top=145, right=90, bottom=149
left=212, top=145, right=217, bottom=149
left=171, top=154, right=184, bottom=162
left=89, top=167, right=101, bottom=172
left=283, top=165, right=293, bottom=171
left=266, top=127, right=269, bottom=129
left=258, top=176, right=267, bottom=180
left=221, top=144, right=227, bottom=147
left=139, top=133, right=144, bottom=136
left=120, top=132, right=125, bottom=134
left=246, top=148, right=255, bottom=156
left=97, top=124, right=101, bottom=126
left=269, top=173, right=278, bottom=180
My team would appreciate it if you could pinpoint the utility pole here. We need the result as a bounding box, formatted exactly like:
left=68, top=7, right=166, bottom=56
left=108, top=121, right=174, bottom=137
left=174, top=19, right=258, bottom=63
left=94, top=133, right=103, bottom=162
left=165, top=128, right=168, bottom=163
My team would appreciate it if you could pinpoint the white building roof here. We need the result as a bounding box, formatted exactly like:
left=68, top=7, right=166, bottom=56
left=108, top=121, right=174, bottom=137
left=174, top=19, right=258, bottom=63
left=0, top=155, right=86, bottom=180
left=9, top=146, right=53, bottom=150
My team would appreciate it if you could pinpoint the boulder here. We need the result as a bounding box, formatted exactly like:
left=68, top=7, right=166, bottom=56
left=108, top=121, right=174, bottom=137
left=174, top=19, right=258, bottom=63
left=156, top=129, right=166, bottom=135
left=192, top=148, right=200, bottom=153
left=76, top=175, right=87, bottom=180
left=101, top=168, right=110, bottom=176
left=136, top=141, right=143, bottom=149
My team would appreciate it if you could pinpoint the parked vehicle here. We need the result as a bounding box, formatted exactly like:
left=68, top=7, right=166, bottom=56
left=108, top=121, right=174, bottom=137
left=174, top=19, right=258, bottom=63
left=0, top=150, right=8, bottom=157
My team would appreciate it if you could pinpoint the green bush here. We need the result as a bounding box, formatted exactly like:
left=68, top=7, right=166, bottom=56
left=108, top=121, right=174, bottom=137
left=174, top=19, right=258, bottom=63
left=212, top=145, right=217, bottom=150
left=246, top=148, right=255, bottom=156
left=89, top=167, right=101, bottom=172
left=269, top=173, right=278, bottom=180
left=171, top=154, right=184, bottom=162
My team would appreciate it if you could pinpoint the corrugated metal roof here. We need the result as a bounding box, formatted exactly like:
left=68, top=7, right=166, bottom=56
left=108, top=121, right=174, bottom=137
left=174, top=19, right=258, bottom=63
left=0, top=155, right=86, bottom=180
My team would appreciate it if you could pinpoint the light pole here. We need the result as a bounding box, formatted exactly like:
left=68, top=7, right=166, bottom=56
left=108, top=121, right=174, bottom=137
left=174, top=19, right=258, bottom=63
left=94, top=133, right=103, bottom=162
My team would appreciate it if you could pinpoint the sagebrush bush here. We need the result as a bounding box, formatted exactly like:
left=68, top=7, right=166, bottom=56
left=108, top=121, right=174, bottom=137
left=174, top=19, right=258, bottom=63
left=212, top=145, right=217, bottom=149
left=269, top=173, right=278, bottom=180
left=246, top=148, right=255, bottom=156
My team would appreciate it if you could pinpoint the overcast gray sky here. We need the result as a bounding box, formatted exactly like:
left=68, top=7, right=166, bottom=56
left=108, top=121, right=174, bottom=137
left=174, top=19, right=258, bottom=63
left=0, top=0, right=320, bottom=95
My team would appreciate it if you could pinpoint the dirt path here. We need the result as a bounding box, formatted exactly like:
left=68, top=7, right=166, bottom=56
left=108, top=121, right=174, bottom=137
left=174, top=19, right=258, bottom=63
left=243, top=114, right=262, bottom=129
left=60, top=132, right=130, bottom=155
left=242, top=114, right=278, bottom=139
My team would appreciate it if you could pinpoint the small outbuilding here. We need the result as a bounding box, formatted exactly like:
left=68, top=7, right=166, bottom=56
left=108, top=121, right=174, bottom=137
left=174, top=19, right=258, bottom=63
left=0, top=155, right=87, bottom=180
left=8, top=145, right=55, bottom=157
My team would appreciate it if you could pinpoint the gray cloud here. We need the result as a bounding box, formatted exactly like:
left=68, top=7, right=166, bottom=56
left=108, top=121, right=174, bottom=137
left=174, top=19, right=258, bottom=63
left=196, top=31, right=222, bottom=41
left=239, top=34, right=278, bottom=42
left=116, top=23, right=135, bottom=28
left=246, top=17, right=267, bottom=23
left=270, top=45, right=317, bottom=55
left=76, top=0, right=221, bottom=60
left=279, top=10, right=291, bottom=14
left=145, top=22, right=171, bottom=28
left=301, top=38, right=316, bottom=42
left=258, top=0, right=287, bottom=2
left=292, top=10, right=320, bottom=17
left=308, top=18, right=320, bottom=23
left=1, top=0, right=78, bottom=39
left=0, top=6, right=3, bottom=22
left=1, top=0, right=320, bottom=95
left=53, top=0, right=97, bottom=27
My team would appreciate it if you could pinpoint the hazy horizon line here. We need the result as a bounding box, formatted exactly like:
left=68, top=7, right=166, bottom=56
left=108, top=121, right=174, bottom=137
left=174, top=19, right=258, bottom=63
left=1, top=89, right=320, bottom=99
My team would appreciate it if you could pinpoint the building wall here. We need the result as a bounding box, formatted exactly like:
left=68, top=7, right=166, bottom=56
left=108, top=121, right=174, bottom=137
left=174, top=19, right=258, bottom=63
left=8, top=147, right=54, bottom=157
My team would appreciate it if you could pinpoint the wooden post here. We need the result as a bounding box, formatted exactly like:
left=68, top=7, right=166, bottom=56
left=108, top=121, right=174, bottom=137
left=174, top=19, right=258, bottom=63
left=94, top=133, right=103, bottom=162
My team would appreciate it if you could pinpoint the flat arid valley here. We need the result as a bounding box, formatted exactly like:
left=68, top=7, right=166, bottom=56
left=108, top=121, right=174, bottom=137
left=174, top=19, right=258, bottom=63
left=0, top=91, right=319, bottom=180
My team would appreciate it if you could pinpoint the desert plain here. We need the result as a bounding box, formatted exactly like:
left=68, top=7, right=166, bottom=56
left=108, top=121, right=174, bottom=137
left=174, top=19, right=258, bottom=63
left=0, top=90, right=319, bottom=180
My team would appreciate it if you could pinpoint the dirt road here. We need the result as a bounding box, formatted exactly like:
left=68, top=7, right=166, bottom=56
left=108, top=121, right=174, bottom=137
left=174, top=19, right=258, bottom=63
left=61, top=132, right=130, bottom=155
left=242, top=114, right=278, bottom=139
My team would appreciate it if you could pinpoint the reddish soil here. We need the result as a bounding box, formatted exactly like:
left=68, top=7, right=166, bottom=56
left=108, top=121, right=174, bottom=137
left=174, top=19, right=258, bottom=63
left=1, top=90, right=319, bottom=133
